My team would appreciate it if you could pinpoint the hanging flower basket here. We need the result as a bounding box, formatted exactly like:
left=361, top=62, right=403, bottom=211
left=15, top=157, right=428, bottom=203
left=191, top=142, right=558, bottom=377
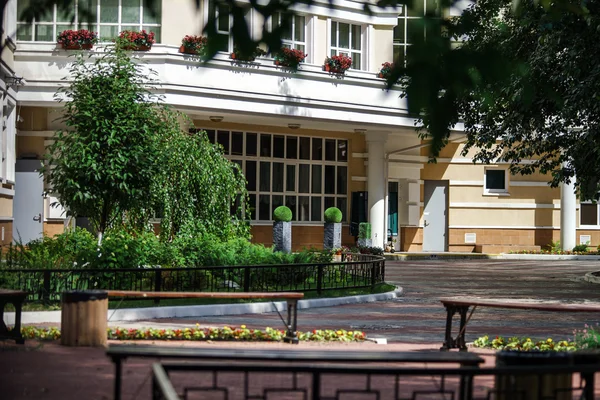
left=180, top=35, right=208, bottom=56
left=273, top=48, right=307, bottom=71
left=117, top=30, right=155, bottom=51
left=230, top=46, right=267, bottom=62
left=324, top=54, right=352, bottom=75
left=57, top=29, right=98, bottom=50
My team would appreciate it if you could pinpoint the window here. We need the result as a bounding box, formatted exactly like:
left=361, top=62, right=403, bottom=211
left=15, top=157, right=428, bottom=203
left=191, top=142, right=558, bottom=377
left=200, top=129, right=349, bottom=223
left=208, top=0, right=230, bottom=52
left=484, top=168, right=508, bottom=194
left=581, top=203, right=599, bottom=226
left=330, top=21, right=362, bottom=70
left=272, top=12, right=306, bottom=54
left=17, top=0, right=161, bottom=42
left=394, top=0, right=437, bottom=66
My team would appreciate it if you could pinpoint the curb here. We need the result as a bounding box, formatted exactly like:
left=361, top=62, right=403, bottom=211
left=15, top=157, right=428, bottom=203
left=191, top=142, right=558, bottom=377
left=384, top=253, right=600, bottom=261
left=4, top=286, right=404, bottom=325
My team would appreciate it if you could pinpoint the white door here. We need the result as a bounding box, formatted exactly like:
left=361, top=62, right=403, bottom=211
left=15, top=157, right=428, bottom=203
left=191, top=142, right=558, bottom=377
left=423, top=180, right=448, bottom=252
left=13, top=160, right=44, bottom=245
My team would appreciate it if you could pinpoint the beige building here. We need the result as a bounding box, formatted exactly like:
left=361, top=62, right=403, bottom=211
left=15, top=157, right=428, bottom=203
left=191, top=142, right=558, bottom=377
left=7, top=0, right=589, bottom=252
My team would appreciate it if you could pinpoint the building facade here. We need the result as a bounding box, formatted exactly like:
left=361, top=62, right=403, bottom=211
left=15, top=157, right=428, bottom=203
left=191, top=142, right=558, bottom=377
left=7, top=0, right=590, bottom=252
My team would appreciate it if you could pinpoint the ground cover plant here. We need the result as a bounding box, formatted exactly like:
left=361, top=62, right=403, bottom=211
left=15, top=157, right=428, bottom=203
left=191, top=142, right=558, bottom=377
left=20, top=325, right=366, bottom=342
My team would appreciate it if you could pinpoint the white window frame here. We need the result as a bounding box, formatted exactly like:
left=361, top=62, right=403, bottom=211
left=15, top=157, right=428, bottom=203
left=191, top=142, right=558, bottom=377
left=483, top=167, right=509, bottom=195
left=199, top=129, right=349, bottom=224
left=328, top=19, right=364, bottom=70
left=394, top=0, right=438, bottom=66
left=205, top=0, right=254, bottom=53
left=271, top=12, right=307, bottom=54
left=16, top=0, right=161, bottom=42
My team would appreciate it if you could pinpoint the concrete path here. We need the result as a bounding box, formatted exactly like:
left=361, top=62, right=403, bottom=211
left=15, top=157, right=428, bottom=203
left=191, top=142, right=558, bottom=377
left=131, top=259, right=600, bottom=345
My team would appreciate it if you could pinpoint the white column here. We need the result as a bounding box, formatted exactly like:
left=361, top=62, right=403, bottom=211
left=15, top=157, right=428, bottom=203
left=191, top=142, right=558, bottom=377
left=560, top=177, right=577, bottom=251
left=366, top=133, right=388, bottom=248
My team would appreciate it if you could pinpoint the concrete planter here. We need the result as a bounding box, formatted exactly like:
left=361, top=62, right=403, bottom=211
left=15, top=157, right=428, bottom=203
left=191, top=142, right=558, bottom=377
left=324, top=222, right=342, bottom=250
left=357, top=238, right=372, bottom=247
left=273, top=221, right=292, bottom=253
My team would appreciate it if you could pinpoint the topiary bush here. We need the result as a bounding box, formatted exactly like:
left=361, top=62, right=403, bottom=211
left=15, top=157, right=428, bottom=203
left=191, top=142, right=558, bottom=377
left=273, top=206, right=292, bottom=222
left=358, top=222, right=371, bottom=239
left=324, top=207, right=342, bottom=223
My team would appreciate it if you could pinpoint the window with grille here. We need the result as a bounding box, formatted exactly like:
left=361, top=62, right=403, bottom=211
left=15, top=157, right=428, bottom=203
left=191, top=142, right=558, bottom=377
left=199, top=129, right=349, bottom=223
left=330, top=21, right=362, bottom=70
left=17, top=0, right=161, bottom=42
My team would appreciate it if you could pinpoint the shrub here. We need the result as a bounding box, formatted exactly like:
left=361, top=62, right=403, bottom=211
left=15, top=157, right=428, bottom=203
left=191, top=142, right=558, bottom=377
left=324, top=207, right=342, bottom=223
left=574, top=324, right=600, bottom=349
left=358, top=222, right=371, bottom=239
left=572, top=243, right=589, bottom=252
left=273, top=206, right=292, bottom=222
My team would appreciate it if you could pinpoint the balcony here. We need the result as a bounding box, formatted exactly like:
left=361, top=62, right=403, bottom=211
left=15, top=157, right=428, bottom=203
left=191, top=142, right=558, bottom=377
left=14, top=43, right=415, bottom=129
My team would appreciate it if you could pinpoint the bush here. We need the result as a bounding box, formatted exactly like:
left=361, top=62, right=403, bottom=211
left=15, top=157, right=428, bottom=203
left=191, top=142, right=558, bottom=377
left=273, top=206, right=292, bottom=222
left=358, top=222, right=371, bottom=239
left=324, top=207, right=342, bottom=223
left=572, top=244, right=589, bottom=253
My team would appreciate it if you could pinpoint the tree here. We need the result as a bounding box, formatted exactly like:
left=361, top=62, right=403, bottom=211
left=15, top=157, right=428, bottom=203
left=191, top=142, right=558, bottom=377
left=444, top=0, right=600, bottom=200
left=44, top=46, right=167, bottom=243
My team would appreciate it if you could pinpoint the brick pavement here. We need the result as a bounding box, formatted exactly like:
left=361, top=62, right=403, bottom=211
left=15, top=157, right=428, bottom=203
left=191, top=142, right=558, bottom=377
left=145, top=259, right=600, bottom=344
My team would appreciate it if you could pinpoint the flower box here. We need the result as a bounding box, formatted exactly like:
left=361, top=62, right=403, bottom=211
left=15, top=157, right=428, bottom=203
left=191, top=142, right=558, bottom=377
left=378, top=61, right=394, bottom=80
left=230, top=46, right=267, bottom=62
left=273, top=48, right=307, bottom=70
left=118, top=30, right=155, bottom=51
left=57, top=29, right=98, bottom=50
left=324, top=54, right=352, bottom=74
left=180, top=35, right=208, bottom=56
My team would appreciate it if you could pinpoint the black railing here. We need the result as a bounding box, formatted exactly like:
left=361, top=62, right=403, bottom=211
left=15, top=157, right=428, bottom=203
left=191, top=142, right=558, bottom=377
left=0, top=253, right=385, bottom=303
left=152, top=361, right=600, bottom=400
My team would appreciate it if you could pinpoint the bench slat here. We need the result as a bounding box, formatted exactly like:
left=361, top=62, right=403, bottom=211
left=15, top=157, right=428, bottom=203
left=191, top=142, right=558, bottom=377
left=106, top=290, right=304, bottom=300
left=440, top=297, right=600, bottom=312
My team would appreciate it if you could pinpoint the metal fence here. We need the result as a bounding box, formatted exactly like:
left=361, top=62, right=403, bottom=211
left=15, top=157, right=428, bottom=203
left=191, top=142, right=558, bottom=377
left=152, top=361, right=600, bottom=400
left=0, top=253, right=385, bottom=303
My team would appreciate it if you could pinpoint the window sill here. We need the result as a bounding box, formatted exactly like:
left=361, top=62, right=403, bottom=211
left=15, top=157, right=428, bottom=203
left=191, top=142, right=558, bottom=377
left=483, top=191, right=510, bottom=197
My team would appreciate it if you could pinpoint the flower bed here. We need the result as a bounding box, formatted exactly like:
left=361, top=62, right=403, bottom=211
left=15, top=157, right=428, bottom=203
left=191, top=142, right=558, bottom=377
left=118, top=30, right=155, bottom=51
left=473, top=335, right=577, bottom=351
left=21, top=325, right=366, bottom=342
left=57, top=29, right=98, bottom=49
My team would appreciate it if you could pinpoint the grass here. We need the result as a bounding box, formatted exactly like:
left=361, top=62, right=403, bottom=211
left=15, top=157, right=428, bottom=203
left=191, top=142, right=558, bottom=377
left=9, top=283, right=397, bottom=311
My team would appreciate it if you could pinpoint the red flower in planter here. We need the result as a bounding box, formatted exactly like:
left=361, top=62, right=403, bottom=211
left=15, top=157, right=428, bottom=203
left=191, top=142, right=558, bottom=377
left=324, top=54, right=352, bottom=74
left=180, top=35, right=208, bottom=55
left=57, top=29, right=98, bottom=49
left=118, top=30, right=155, bottom=50
left=273, top=47, right=307, bottom=71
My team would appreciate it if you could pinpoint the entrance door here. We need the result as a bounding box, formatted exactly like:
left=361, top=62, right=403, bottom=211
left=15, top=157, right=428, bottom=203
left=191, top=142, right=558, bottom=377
left=423, top=180, right=448, bottom=252
left=13, top=160, right=44, bottom=244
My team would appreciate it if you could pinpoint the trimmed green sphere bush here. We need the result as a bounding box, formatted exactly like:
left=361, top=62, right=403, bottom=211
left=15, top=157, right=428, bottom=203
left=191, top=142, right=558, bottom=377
left=324, top=207, right=342, bottom=223
left=273, top=206, right=292, bottom=222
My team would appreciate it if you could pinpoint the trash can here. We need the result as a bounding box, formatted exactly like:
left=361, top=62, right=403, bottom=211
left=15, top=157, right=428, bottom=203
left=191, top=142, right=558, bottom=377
left=60, top=290, right=108, bottom=347
left=495, top=351, right=572, bottom=400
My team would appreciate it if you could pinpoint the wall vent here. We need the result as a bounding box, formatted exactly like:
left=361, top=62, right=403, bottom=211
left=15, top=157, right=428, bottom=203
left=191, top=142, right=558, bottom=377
left=580, top=235, right=592, bottom=245
left=464, top=233, right=477, bottom=244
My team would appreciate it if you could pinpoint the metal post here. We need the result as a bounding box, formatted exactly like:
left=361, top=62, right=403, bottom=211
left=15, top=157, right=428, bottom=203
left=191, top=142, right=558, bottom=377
left=42, top=270, right=51, bottom=304
left=244, top=267, right=251, bottom=292
left=154, top=270, right=162, bottom=305
left=283, top=300, right=299, bottom=344
left=316, top=266, right=323, bottom=294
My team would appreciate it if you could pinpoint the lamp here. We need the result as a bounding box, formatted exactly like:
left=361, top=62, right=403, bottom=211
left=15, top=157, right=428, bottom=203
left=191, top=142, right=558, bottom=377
left=209, top=116, right=224, bottom=123
left=288, top=123, right=301, bottom=130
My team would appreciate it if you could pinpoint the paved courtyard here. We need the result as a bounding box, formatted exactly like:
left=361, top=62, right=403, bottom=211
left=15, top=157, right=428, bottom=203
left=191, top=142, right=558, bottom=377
left=149, top=259, right=600, bottom=344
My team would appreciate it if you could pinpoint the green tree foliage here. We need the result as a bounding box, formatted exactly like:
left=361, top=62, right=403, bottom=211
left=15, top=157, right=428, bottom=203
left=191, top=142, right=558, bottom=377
left=43, top=46, right=167, bottom=241
left=153, top=124, right=250, bottom=241
left=448, top=0, right=600, bottom=200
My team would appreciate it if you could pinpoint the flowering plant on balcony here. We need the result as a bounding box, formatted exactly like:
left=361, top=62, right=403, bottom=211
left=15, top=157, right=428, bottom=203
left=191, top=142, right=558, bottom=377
left=323, top=54, right=352, bottom=74
left=57, top=29, right=98, bottom=49
left=378, top=62, right=394, bottom=80
left=273, top=47, right=307, bottom=70
left=180, top=35, right=208, bottom=56
left=117, top=30, right=155, bottom=51
left=230, top=46, right=267, bottom=62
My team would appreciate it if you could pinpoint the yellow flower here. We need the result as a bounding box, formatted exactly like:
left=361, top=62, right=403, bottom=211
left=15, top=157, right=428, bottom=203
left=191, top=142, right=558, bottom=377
left=241, top=325, right=247, bottom=329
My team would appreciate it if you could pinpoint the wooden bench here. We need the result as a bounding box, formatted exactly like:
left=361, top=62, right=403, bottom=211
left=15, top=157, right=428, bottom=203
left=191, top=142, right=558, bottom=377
left=106, top=290, right=304, bottom=343
left=0, top=289, right=27, bottom=344
left=440, top=297, right=600, bottom=351
left=107, top=344, right=485, bottom=400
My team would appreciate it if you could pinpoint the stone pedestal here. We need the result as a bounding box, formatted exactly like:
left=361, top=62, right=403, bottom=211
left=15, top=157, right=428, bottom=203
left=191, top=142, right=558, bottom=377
left=324, top=222, right=342, bottom=250
left=273, top=221, right=292, bottom=253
